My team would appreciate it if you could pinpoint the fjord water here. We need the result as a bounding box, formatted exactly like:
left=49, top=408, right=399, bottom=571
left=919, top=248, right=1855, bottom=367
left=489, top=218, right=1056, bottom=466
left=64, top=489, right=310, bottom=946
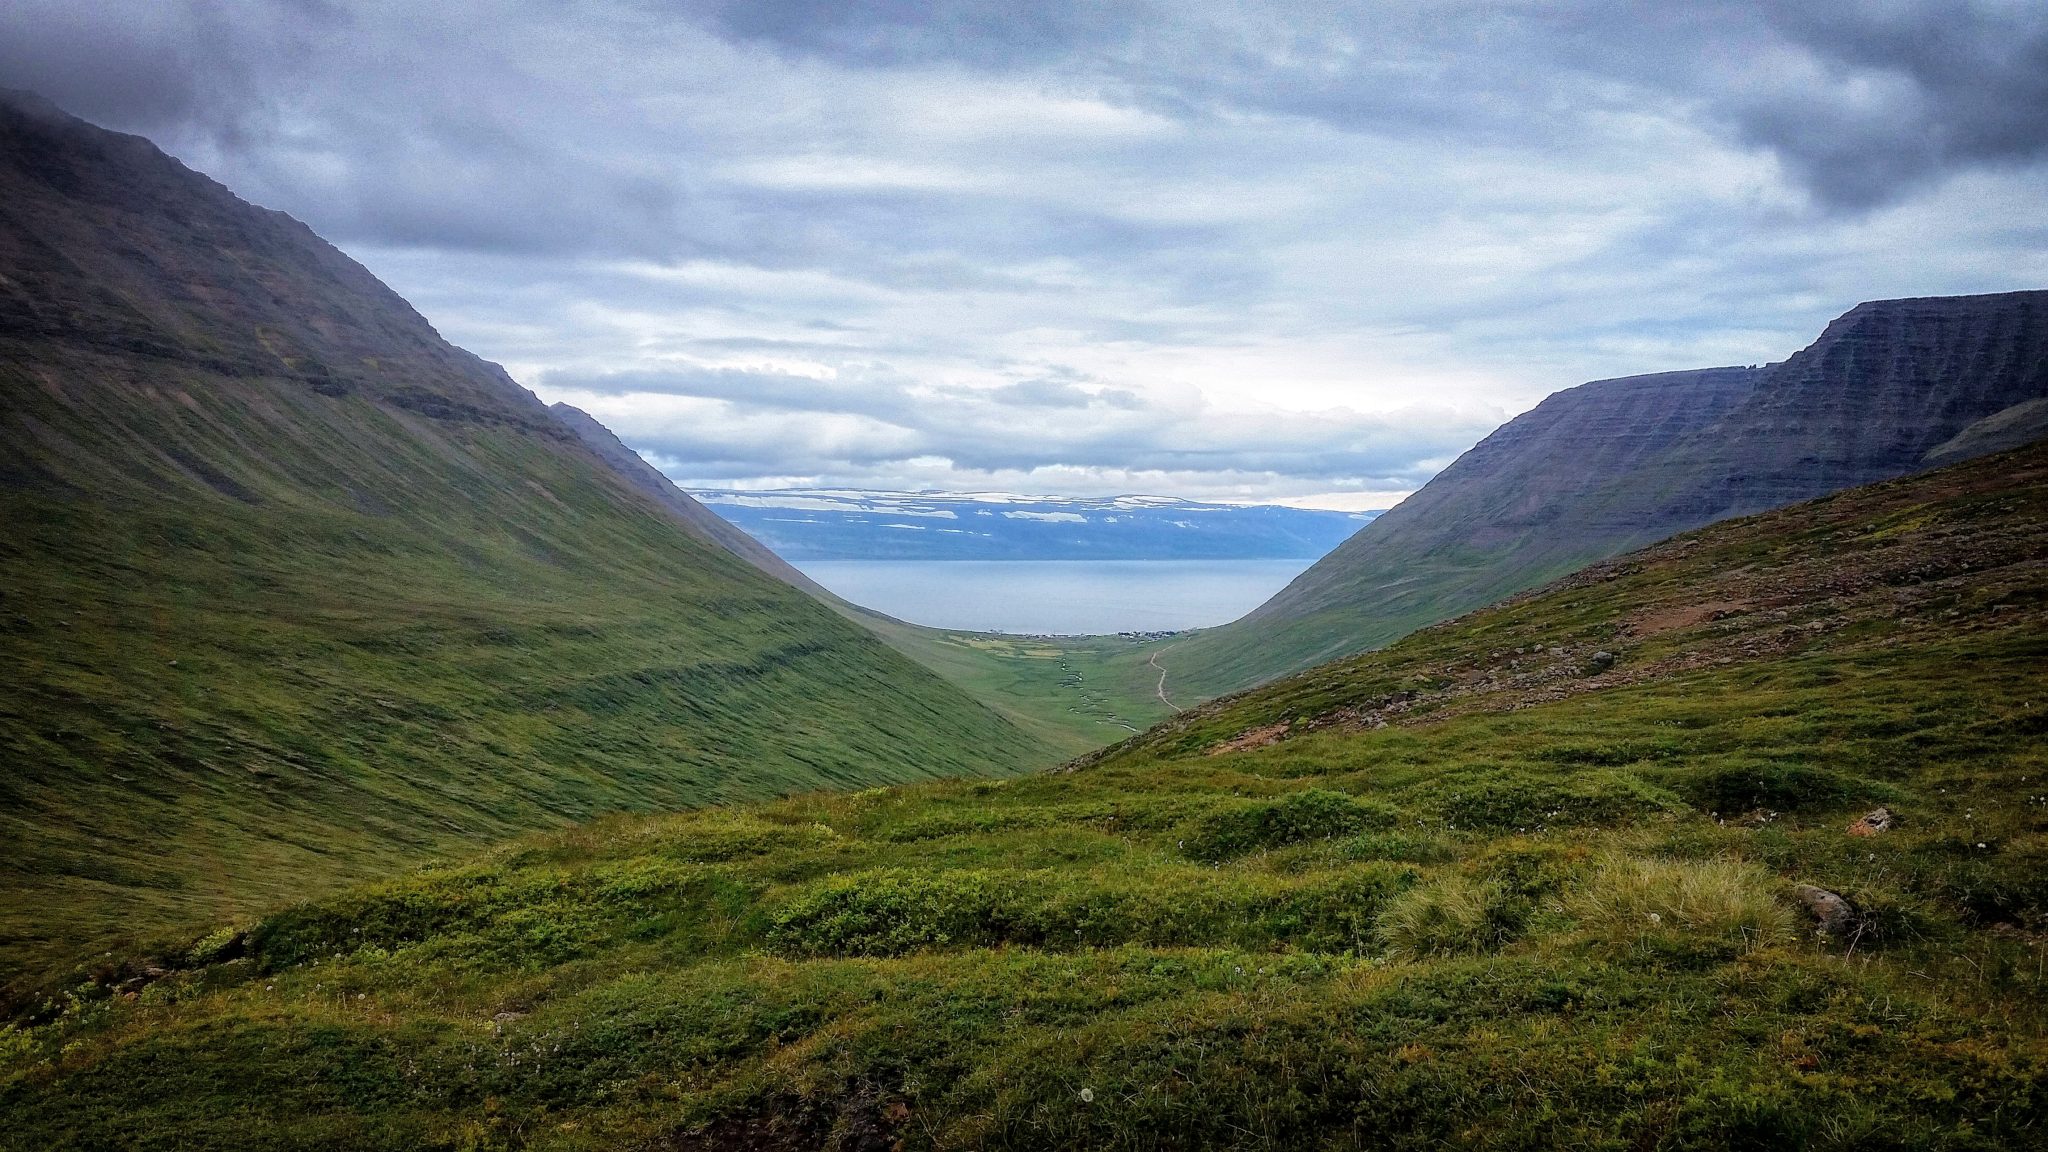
left=792, top=558, right=1317, bottom=633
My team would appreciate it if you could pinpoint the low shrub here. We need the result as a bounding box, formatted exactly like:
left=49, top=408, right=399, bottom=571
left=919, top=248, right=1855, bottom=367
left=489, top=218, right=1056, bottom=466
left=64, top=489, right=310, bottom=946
left=766, top=865, right=1419, bottom=957
left=185, top=924, right=248, bottom=967
left=1467, top=839, right=1593, bottom=900
left=657, top=821, right=837, bottom=862
left=249, top=859, right=730, bottom=970
left=1181, top=789, right=1398, bottom=862
left=1422, top=768, right=1675, bottom=831
left=873, top=809, right=1052, bottom=843
left=1341, top=831, right=1458, bottom=865
left=1921, top=843, right=2048, bottom=929
left=1667, top=763, right=1887, bottom=816
left=767, top=869, right=1002, bottom=956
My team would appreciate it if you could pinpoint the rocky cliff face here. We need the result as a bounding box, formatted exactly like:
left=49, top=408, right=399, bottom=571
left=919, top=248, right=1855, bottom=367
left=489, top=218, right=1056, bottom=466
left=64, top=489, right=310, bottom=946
left=1298, top=365, right=1761, bottom=570
left=1644, top=292, right=2048, bottom=522
left=1171, top=290, right=2048, bottom=698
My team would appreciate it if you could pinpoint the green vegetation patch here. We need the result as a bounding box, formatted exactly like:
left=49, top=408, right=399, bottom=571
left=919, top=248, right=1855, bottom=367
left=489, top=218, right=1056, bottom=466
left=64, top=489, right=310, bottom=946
left=1180, top=787, right=1400, bottom=861
left=0, top=369, right=1049, bottom=978
left=765, top=864, right=1415, bottom=957
left=1419, top=765, right=1682, bottom=831
left=1667, top=761, right=1896, bottom=816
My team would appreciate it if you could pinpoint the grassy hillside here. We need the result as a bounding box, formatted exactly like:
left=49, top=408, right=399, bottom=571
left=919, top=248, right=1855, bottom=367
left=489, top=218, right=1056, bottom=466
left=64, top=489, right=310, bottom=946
left=0, top=361, right=1048, bottom=979
left=9, top=441, right=2043, bottom=1150
left=0, top=95, right=1051, bottom=982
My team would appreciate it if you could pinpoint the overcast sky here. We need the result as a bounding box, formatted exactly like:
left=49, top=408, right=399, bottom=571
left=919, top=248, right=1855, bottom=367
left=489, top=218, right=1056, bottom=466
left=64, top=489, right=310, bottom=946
left=7, top=1, right=2047, bottom=507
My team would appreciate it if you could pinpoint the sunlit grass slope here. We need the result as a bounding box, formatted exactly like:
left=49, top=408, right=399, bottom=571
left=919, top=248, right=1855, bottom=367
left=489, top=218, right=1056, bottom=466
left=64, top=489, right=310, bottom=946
left=8, top=442, right=2044, bottom=1150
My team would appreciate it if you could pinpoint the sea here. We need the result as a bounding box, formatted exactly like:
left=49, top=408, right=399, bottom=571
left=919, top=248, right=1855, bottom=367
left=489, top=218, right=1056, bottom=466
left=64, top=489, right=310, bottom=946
left=790, top=558, right=1316, bottom=635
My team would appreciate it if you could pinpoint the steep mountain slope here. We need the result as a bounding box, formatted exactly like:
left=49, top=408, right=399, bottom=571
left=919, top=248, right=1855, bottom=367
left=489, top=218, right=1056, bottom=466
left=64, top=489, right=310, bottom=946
left=9, top=438, right=2044, bottom=1150
left=1924, top=396, right=2048, bottom=467
left=1165, top=292, right=2048, bottom=698
left=548, top=402, right=835, bottom=597
left=0, top=91, right=1048, bottom=978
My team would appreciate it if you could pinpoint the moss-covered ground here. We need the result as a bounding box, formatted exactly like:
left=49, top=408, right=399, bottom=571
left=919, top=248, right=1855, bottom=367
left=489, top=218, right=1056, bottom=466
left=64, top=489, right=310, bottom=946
left=5, top=444, right=2043, bottom=1149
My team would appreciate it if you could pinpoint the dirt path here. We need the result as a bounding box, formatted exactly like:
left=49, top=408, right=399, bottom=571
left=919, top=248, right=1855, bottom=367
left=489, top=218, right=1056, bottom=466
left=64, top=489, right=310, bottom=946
left=1147, top=647, right=1181, bottom=713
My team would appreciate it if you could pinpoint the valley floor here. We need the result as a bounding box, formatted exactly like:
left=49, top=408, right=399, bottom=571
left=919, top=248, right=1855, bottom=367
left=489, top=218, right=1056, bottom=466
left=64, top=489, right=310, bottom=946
left=849, top=611, right=1179, bottom=757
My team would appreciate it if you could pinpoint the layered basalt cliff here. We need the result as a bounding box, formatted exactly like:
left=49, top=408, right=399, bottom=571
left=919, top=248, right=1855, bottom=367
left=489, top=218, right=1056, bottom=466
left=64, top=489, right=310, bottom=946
left=1645, top=292, right=2048, bottom=521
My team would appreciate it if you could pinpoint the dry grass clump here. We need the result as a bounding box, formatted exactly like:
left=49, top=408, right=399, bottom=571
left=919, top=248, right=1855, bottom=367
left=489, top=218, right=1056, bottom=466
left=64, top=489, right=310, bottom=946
left=1571, top=856, right=1794, bottom=954
left=1377, top=876, right=1517, bottom=958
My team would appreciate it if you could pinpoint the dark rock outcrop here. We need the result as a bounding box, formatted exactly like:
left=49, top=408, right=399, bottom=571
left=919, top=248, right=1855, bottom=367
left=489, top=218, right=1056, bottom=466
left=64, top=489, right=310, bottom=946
left=1793, top=884, right=1857, bottom=938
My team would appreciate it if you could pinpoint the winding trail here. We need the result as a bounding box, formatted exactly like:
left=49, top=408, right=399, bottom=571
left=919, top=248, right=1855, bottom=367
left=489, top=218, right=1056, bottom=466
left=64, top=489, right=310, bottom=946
left=1147, top=647, right=1182, bottom=713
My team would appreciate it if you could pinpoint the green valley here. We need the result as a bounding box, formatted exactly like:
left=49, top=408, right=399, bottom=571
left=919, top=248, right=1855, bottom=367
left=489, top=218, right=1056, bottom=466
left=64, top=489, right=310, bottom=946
left=7, top=434, right=2044, bottom=1150
left=6, top=68, right=2048, bottom=1152
left=850, top=616, right=1178, bottom=756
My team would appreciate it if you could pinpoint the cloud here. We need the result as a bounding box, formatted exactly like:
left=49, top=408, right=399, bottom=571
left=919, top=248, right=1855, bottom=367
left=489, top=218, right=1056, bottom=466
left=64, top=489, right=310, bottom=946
left=1730, top=3, right=2048, bottom=208
left=538, top=363, right=1499, bottom=496
left=3, top=1, right=2043, bottom=504
left=684, top=0, right=1150, bottom=70
left=678, top=0, right=2048, bottom=212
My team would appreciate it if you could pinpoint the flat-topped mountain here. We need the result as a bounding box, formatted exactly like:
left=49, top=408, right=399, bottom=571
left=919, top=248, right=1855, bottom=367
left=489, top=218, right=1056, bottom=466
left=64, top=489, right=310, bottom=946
left=1166, top=290, right=2048, bottom=699
left=0, top=91, right=1045, bottom=977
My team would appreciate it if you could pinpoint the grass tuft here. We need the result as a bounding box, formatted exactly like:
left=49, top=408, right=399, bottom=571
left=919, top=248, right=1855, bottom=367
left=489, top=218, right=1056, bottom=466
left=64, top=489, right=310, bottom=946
left=1571, top=855, right=1796, bottom=958
left=1377, top=875, right=1521, bottom=958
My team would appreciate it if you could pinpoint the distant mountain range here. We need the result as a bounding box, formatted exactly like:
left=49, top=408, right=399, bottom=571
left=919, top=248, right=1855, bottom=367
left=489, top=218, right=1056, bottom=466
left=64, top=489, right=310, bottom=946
left=688, top=489, right=1380, bottom=561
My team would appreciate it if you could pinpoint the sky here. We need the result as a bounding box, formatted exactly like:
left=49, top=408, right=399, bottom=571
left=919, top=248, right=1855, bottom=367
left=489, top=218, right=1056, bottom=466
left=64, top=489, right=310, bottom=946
left=6, top=1, right=2047, bottom=509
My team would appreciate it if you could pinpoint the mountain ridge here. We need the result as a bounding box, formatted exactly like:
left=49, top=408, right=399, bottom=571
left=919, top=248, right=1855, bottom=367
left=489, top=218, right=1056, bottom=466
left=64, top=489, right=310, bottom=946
left=1163, top=290, right=2048, bottom=699
left=548, top=402, right=837, bottom=597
